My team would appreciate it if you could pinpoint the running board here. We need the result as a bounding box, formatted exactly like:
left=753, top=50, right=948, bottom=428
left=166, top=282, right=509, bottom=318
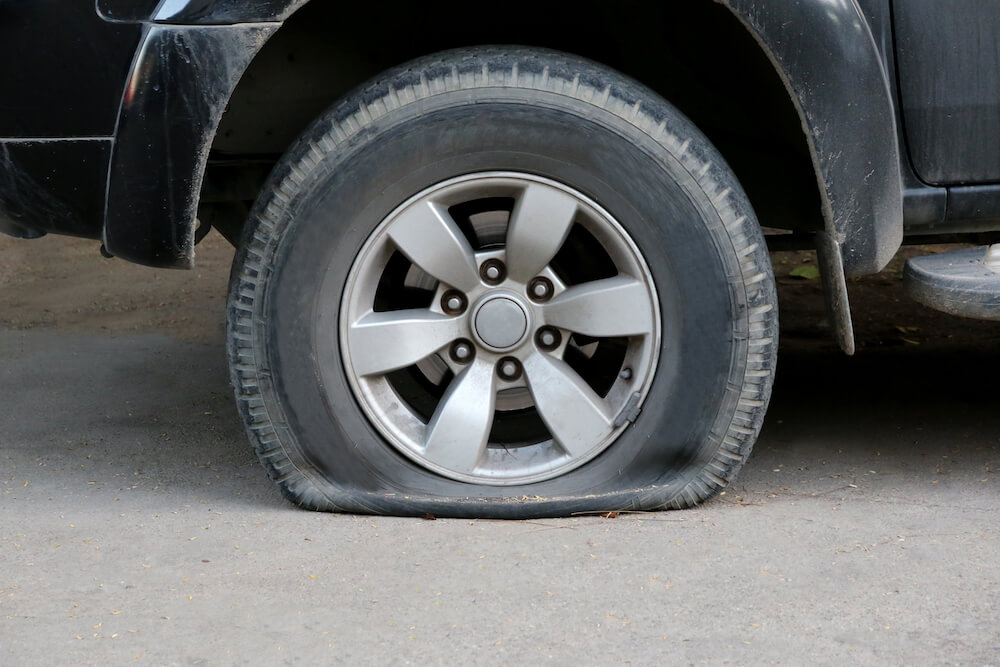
left=904, top=245, right=1000, bottom=320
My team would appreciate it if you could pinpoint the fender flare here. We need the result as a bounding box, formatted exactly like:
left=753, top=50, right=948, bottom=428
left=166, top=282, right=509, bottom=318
left=101, top=1, right=306, bottom=267
left=721, top=0, right=903, bottom=276
left=104, top=0, right=904, bottom=273
left=103, top=23, right=278, bottom=267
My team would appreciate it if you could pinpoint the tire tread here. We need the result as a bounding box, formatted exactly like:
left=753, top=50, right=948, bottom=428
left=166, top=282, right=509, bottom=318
left=228, top=46, right=778, bottom=516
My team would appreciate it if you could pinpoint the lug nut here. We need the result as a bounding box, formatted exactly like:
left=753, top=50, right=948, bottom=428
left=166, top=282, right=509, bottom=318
left=535, top=326, right=562, bottom=351
left=528, top=277, right=553, bottom=302
left=497, top=357, right=522, bottom=381
left=450, top=340, right=474, bottom=363
left=480, top=259, right=506, bottom=285
left=441, top=290, right=467, bottom=315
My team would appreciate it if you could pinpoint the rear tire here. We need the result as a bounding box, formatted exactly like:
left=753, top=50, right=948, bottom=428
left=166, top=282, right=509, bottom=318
left=227, top=47, right=777, bottom=517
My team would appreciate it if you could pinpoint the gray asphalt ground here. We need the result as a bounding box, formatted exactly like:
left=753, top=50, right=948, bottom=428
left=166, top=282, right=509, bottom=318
left=2, top=239, right=999, bottom=665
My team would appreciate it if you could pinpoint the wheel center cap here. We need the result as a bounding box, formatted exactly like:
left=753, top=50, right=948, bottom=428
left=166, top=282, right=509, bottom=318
left=473, top=295, right=528, bottom=350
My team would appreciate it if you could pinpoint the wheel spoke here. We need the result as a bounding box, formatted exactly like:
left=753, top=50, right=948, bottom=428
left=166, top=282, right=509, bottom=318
left=348, top=310, right=463, bottom=377
left=342, top=172, right=662, bottom=483
left=387, top=201, right=480, bottom=292
left=422, top=359, right=497, bottom=474
left=505, top=182, right=579, bottom=282
left=522, top=353, right=613, bottom=457
left=543, top=276, right=655, bottom=338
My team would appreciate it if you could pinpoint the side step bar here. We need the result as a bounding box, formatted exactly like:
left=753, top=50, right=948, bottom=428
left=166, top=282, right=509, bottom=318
left=904, top=245, right=1000, bottom=320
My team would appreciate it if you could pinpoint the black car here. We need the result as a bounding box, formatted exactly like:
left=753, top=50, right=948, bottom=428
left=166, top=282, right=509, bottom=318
left=2, top=1, right=998, bottom=517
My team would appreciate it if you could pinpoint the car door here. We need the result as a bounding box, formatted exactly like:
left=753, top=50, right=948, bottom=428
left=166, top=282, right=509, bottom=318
left=893, top=0, right=1000, bottom=185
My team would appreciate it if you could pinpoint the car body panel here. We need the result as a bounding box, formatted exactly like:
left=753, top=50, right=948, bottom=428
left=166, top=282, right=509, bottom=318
left=721, top=0, right=903, bottom=275
left=0, top=139, right=111, bottom=239
left=893, top=0, right=1000, bottom=186
left=0, top=2, right=139, bottom=138
left=103, top=23, right=278, bottom=268
left=0, top=2, right=137, bottom=239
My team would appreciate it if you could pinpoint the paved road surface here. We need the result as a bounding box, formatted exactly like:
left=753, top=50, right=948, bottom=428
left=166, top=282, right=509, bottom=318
left=1, top=236, right=998, bottom=665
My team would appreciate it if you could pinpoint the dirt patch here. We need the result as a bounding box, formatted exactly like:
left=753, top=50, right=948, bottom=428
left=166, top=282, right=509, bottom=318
left=0, top=232, right=233, bottom=342
left=1, top=232, right=996, bottom=350
left=773, top=246, right=1000, bottom=354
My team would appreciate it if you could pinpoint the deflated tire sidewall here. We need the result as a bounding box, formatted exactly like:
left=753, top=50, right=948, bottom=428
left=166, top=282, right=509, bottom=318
left=229, top=51, right=776, bottom=516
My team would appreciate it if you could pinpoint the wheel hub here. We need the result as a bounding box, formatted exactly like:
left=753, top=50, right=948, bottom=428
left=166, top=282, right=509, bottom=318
left=472, top=294, right=529, bottom=350
left=340, top=172, right=661, bottom=484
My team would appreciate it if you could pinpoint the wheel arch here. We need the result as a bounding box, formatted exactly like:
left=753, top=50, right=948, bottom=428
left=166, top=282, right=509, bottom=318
left=103, top=0, right=901, bottom=278
left=720, top=0, right=904, bottom=276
